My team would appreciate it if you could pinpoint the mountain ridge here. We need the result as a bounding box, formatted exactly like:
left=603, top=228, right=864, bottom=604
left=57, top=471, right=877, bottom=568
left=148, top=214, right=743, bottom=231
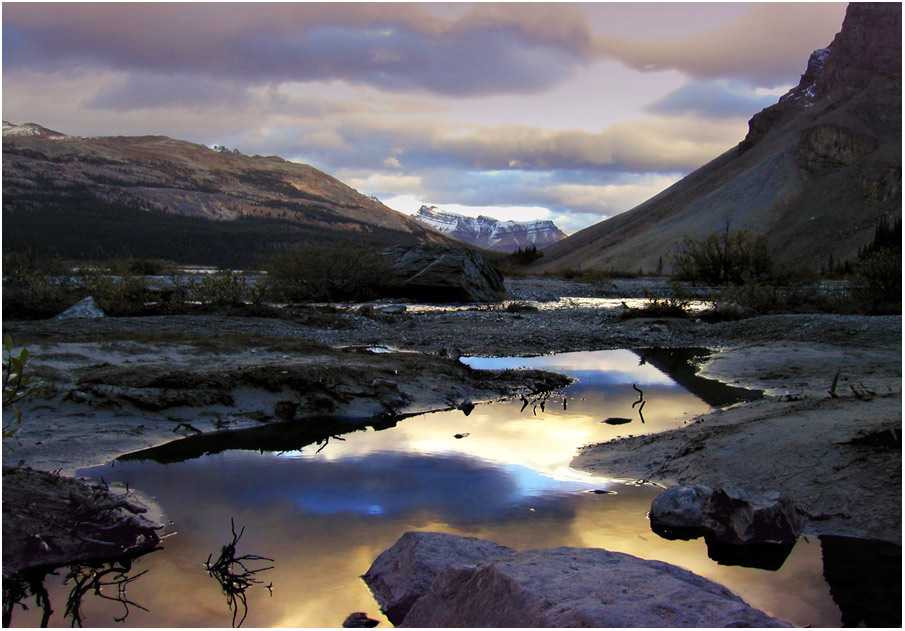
left=2, top=123, right=454, bottom=267
left=536, top=2, right=901, bottom=273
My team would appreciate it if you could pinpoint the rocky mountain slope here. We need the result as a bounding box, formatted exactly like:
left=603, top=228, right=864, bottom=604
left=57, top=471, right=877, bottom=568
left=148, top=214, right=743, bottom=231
left=413, top=205, right=566, bottom=252
left=2, top=123, right=451, bottom=267
left=536, top=2, right=901, bottom=273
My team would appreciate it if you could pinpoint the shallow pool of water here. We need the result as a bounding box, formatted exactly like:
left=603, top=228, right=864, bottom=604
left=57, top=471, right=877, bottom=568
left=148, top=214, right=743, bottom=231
left=5, top=350, right=896, bottom=627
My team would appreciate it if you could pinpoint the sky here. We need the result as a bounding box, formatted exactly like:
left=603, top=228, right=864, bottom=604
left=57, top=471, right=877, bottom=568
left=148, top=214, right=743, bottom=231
left=2, top=2, right=849, bottom=234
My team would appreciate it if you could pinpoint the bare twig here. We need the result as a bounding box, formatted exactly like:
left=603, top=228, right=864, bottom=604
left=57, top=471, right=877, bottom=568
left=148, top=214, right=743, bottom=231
left=206, top=518, right=274, bottom=628
left=828, top=368, right=841, bottom=398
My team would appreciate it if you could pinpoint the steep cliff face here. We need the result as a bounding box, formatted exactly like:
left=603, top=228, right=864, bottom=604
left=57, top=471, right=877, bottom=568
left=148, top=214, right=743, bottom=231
left=537, top=2, right=901, bottom=273
left=413, top=205, right=566, bottom=252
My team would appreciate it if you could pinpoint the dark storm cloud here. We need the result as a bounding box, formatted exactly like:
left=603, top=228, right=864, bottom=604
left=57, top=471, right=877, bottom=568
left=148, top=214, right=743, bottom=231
left=3, top=3, right=582, bottom=97
left=645, top=81, right=779, bottom=119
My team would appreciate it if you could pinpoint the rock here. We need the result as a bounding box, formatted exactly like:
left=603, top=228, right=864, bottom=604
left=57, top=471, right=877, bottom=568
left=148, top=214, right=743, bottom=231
left=703, top=486, right=805, bottom=546
left=380, top=535, right=791, bottom=627
left=602, top=417, right=632, bottom=425
left=378, top=305, right=407, bottom=315
left=650, top=485, right=804, bottom=547
left=649, top=484, right=713, bottom=536
left=55, top=296, right=105, bottom=319
left=798, top=123, right=878, bottom=171
left=273, top=400, right=299, bottom=421
left=342, top=612, right=379, bottom=628
left=66, top=389, right=90, bottom=403
left=362, top=531, right=514, bottom=625
left=457, top=399, right=475, bottom=416
left=381, top=245, right=505, bottom=303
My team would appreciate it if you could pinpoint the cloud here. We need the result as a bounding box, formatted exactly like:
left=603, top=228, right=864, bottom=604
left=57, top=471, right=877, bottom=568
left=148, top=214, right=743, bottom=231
left=429, top=118, right=745, bottom=173
left=592, top=3, right=847, bottom=87
left=88, top=73, right=253, bottom=111
left=2, top=3, right=583, bottom=97
left=3, top=2, right=845, bottom=99
left=645, top=81, right=780, bottom=119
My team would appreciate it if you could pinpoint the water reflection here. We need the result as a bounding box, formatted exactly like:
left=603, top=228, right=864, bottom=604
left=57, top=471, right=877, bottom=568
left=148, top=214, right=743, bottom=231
left=205, top=518, right=274, bottom=627
left=6, top=349, right=874, bottom=627
left=3, top=553, right=155, bottom=628
left=820, top=535, right=902, bottom=628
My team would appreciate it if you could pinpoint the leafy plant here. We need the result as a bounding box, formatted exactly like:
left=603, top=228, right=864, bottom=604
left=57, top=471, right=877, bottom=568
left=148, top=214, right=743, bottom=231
left=2, top=334, right=42, bottom=442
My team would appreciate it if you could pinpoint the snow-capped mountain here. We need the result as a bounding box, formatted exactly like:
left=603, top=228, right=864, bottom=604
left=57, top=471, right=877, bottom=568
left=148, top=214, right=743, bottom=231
left=2, top=121, right=68, bottom=139
left=413, top=205, right=566, bottom=252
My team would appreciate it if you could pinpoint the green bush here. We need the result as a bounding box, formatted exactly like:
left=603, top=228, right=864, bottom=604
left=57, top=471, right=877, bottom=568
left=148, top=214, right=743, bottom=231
left=671, top=229, right=772, bottom=285
left=266, top=241, right=390, bottom=301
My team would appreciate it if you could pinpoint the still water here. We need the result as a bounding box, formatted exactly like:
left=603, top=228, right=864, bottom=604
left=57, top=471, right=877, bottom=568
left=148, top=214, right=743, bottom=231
left=5, top=350, right=896, bottom=627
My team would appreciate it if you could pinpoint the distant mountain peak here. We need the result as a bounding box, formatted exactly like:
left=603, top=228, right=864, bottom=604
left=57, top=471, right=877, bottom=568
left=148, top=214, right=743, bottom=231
left=2, top=121, right=68, bottom=139
left=413, top=205, right=566, bottom=252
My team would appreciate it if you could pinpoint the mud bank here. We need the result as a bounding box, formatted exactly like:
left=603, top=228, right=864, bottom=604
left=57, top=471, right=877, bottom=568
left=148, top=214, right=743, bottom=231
left=2, top=336, right=568, bottom=474
left=573, top=340, right=901, bottom=543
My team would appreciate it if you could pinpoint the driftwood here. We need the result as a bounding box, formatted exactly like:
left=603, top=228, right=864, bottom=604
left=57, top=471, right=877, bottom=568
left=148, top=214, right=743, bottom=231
left=205, top=518, right=274, bottom=628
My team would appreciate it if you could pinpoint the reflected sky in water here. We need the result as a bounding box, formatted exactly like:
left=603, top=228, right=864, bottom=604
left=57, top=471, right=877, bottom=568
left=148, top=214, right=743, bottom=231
left=9, top=349, right=847, bottom=628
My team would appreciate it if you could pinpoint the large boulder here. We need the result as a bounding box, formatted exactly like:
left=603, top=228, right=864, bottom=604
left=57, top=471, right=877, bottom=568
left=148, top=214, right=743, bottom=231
left=364, top=533, right=792, bottom=627
left=361, top=531, right=513, bottom=625
left=55, top=296, right=105, bottom=319
left=649, top=484, right=713, bottom=533
left=381, top=245, right=505, bottom=303
left=703, top=486, right=805, bottom=546
left=650, top=485, right=805, bottom=546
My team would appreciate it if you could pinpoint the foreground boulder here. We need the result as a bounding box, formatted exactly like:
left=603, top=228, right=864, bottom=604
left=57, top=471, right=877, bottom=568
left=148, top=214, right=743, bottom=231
left=381, top=245, right=505, bottom=302
left=650, top=485, right=805, bottom=546
left=363, top=531, right=792, bottom=627
left=362, top=531, right=514, bottom=624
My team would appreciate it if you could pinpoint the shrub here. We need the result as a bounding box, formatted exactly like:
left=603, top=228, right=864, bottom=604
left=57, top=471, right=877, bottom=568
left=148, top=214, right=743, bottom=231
left=190, top=270, right=248, bottom=307
left=89, top=272, right=157, bottom=316
left=107, top=257, right=174, bottom=276
left=2, top=252, right=76, bottom=319
left=266, top=241, right=390, bottom=302
left=850, top=249, right=902, bottom=314
left=620, top=283, right=695, bottom=319
left=671, top=229, right=772, bottom=285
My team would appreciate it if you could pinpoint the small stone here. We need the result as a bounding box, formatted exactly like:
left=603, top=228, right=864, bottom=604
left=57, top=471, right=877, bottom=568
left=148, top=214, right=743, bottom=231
left=342, top=612, right=379, bottom=628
